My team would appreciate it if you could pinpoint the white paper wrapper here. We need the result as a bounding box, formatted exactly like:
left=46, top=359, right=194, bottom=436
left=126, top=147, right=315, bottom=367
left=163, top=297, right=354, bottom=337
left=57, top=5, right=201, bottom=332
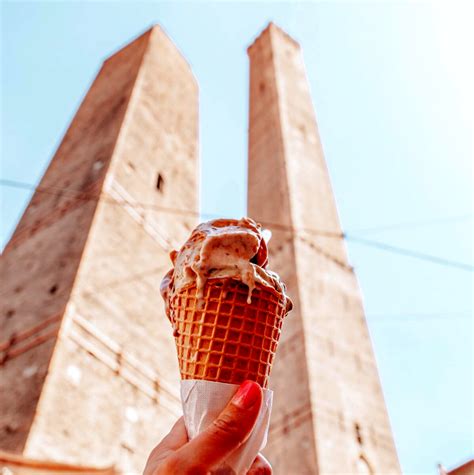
left=180, top=380, right=273, bottom=474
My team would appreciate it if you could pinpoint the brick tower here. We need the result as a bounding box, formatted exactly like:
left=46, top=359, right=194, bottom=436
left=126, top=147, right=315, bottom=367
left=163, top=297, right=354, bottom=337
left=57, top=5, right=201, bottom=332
left=248, top=24, right=401, bottom=474
left=0, top=26, right=198, bottom=473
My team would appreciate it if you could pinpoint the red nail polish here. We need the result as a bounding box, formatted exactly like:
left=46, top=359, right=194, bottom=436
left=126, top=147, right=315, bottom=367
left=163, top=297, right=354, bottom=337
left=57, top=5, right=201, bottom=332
left=232, top=380, right=262, bottom=409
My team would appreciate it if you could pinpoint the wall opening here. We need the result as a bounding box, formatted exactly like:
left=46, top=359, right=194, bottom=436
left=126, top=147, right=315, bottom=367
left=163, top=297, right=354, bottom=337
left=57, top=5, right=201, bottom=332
left=156, top=173, right=164, bottom=192
left=354, top=422, right=363, bottom=445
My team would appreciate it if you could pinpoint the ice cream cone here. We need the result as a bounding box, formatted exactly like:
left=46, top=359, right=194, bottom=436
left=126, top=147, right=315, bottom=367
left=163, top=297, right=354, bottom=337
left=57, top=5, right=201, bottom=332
left=170, top=278, right=288, bottom=388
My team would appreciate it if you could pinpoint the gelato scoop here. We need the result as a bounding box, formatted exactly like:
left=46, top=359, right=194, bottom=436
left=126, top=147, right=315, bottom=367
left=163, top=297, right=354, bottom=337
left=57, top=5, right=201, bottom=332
left=161, top=217, right=292, bottom=321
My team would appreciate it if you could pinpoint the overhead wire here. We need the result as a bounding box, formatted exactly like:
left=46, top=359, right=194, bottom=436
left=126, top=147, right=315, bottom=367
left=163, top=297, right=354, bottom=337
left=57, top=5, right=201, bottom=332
left=1, top=178, right=473, bottom=272
left=0, top=178, right=343, bottom=239
left=4, top=178, right=471, bottom=235
left=80, top=266, right=164, bottom=297
left=347, top=213, right=473, bottom=234
left=345, top=234, right=474, bottom=272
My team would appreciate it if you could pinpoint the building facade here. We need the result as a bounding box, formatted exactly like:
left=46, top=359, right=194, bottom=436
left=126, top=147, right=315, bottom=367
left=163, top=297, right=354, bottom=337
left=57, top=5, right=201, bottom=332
left=247, top=23, right=400, bottom=474
left=0, top=26, right=198, bottom=473
left=1, top=23, right=400, bottom=474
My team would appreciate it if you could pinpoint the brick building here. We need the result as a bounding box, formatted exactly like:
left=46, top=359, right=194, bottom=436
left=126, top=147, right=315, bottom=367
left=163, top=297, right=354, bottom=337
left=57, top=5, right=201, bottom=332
left=1, top=24, right=400, bottom=474
left=248, top=23, right=400, bottom=474
left=0, top=26, right=198, bottom=473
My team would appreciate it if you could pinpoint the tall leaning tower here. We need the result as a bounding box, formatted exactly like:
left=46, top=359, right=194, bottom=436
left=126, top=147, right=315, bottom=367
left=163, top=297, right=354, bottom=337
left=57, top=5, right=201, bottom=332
left=248, top=24, right=401, bottom=474
left=0, top=26, right=198, bottom=473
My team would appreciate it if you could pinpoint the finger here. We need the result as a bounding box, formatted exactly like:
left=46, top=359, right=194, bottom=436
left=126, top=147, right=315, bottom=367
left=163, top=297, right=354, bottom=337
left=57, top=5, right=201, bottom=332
left=143, top=417, right=189, bottom=475
left=248, top=453, right=272, bottom=474
left=157, top=416, right=189, bottom=451
left=174, top=380, right=263, bottom=472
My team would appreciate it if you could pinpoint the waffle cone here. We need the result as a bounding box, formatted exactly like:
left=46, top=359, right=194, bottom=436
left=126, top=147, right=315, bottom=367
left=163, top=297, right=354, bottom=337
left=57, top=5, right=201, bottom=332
left=170, top=279, right=288, bottom=388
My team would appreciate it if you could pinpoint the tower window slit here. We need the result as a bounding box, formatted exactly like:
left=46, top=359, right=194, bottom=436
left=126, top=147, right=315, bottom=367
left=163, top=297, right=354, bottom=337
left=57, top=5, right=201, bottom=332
left=156, top=173, right=164, bottom=192
left=355, top=423, right=363, bottom=445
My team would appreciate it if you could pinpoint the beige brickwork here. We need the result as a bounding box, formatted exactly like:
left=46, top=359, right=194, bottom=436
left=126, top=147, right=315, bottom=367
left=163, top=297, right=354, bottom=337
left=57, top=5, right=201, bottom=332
left=247, top=23, right=401, bottom=474
left=2, top=21, right=400, bottom=475
left=0, top=26, right=198, bottom=473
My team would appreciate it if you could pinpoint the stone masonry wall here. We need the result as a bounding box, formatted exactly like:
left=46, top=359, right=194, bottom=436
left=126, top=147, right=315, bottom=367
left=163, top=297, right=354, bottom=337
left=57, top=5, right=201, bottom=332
left=248, top=23, right=401, bottom=475
left=0, top=28, right=151, bottom=455
left=1, top=26, right=198, bottom=474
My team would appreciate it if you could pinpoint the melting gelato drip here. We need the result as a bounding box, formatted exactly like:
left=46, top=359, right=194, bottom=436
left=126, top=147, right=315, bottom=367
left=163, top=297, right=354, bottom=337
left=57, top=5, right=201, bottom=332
left=160, top=217, right=292, bottom=329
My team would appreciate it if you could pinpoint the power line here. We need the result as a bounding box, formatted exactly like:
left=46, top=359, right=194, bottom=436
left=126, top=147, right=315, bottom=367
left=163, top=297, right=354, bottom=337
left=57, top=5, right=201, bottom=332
left=365, top=311, right=471, bottom=320
left=1, top=177, right=203, bottom=217
left=76, top=261, right=472, bottom=320
left=2, top=178, right=473, bottom=272
left=346, top=213, right=473, bottom=234
left=81, top=266, right=163, bottom=297
left=4, top=177, right=472, bottom=239
left=0, top=178, right=343, bottom=238
left=346, top=234, right=474, bottom=272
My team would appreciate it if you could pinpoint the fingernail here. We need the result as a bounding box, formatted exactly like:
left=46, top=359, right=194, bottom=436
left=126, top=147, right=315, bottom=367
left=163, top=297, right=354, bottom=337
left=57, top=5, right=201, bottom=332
left=232, top=380, right=261, bottom=409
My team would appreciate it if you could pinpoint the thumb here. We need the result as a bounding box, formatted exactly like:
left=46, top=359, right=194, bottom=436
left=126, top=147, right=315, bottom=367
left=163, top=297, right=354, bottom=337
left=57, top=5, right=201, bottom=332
left=173, top=380, right=263, bottom=472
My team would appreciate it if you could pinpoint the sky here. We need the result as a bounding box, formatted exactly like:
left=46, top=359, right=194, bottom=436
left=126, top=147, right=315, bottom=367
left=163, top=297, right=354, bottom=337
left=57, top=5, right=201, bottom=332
left=1, top=1, right=473, bottom=474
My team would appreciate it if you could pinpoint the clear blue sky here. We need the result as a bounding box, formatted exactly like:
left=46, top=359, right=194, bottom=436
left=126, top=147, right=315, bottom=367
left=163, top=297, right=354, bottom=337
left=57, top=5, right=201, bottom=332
left=1, top=2, right=472, bottom=473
